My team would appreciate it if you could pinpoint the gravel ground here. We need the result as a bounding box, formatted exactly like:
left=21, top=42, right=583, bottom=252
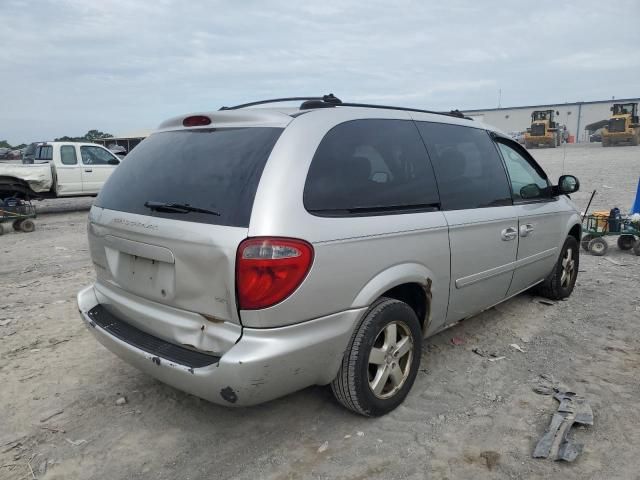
left=1, top=143, right=639, bottom=480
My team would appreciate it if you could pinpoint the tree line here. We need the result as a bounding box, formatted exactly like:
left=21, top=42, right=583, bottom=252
left=1, top=129, right=113, bottom=150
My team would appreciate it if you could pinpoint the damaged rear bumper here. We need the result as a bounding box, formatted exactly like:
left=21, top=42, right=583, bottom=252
left=77, top=285, right=364, bottom=406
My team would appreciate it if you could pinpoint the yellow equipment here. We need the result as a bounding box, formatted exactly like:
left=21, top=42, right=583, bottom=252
left=602, top=103, right=640, bottom=147
left=524, top=110, right=561, bottom=149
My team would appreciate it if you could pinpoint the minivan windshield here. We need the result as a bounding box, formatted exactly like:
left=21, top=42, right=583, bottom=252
left=95, top=127, right=282, bottom=227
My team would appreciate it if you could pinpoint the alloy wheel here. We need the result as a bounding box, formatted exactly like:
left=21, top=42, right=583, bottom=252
left=368, top=321, right=414, bottom=399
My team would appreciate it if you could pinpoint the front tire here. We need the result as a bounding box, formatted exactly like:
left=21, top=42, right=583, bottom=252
left=581, top=234, right=594, bottom=252
left=20, top=219, right=35, bottom=233
left=331, top=298, right=422, bottom=416
left=537, top=236, right=579, bottom=300
left=588, top=237, right=608, bottom=256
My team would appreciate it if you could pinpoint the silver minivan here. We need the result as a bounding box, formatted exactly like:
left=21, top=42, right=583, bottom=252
left=78, top=95, right=581, bottom=416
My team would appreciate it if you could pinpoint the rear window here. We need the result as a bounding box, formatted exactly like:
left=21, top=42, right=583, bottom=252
left=95, top=128, right=282, bottom=227
left=35, top=145, right=53, bottom=161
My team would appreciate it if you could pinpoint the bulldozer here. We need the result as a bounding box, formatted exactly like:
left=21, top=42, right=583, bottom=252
left=524, top=110, right=561, bottom=148
left=601, top=103, right=640, bottom=147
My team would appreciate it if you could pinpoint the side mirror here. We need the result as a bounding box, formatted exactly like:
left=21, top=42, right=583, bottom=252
left=108, top=158, right=120, bottom=165
left=558, top=175, right=579, bottom=194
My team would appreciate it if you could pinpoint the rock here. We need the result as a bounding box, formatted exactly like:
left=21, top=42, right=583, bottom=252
left=356, top=431, right=364, bottom=437
left=115, top=396, right=127, bottom=406
left=533, top=385, right=554, bottom=395
left=317, top=441, right=328, bottom=453
left=0, top=319, right=12, bottom=327
left=344, top=434, right=351, bottom=439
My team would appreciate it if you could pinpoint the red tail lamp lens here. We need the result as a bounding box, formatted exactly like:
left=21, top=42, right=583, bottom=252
left=183, top=115, right=212, bottom=127
left=236, top=237, right=314, bottom=310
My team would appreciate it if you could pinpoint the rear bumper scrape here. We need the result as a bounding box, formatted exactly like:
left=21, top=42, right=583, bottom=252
left=78, top=285, right=365, bottom=406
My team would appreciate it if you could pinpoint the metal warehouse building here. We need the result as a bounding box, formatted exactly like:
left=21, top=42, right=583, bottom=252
left=462, top=97, right=640, bottom=143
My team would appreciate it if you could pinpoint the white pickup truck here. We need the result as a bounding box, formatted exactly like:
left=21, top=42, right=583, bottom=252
left=0, top=142, right=121, bottom=200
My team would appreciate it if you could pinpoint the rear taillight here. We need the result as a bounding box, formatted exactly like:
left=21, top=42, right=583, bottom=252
left=236, top=237, right=314, bottom=310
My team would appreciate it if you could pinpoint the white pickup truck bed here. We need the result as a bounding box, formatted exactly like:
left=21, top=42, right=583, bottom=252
left=0, top=163, right=53, bottom=192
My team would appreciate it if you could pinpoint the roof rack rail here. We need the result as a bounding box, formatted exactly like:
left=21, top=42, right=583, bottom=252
left=219, top=94, right=342, bottom=111
left=219, top=93, right=472, bottom=120
left=334, top=102, right=471, bottom=120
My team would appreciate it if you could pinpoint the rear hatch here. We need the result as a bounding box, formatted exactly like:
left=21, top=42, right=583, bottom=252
left=89, top=122, right=285, bottom=327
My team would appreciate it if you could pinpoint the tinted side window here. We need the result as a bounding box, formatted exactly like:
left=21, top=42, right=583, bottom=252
left=80, top=146, right=118, bottom=165
left=60, top=146, right=77, bottom=165
left=304, top=119, right=440, bottom=214
left=496, top=141, right=551, bottom=201
left=416, top=122, right=512, bottom=210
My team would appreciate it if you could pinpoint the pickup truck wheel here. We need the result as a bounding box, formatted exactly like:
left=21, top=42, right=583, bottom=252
left=20, top=219, right=35, bottom=233
left=536, top=236, right=579, bottom=300
left=12, top=219, right=23, bottom=231
left=331, top=297, right=422, bottom=417
left=0, top=224, right=4, bottom=236
left=632, top=240, right=640, bottom=256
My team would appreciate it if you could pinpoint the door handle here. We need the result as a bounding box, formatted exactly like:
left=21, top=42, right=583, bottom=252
left=84, top=169, right=93, bottom=172
left=520, top=223, right=535, bottom=237
left=501, top=227, right=518, bottom=241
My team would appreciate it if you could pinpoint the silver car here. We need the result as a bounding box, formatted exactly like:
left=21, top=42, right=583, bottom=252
left=77, top=95, right=581, bottom=416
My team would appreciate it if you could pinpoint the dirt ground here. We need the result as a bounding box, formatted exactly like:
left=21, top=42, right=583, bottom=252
left=1, top=143, right=639, bottom=480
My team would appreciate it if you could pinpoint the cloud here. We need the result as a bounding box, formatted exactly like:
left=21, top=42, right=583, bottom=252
left=0, top=0, right=639, bottom=143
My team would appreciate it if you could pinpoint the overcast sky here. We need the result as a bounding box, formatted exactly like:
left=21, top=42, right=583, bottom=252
left=1, top=0, right=639, bottom=144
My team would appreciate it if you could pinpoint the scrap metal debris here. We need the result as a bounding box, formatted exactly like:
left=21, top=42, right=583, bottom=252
left=533, top=389, right=593, bottom=462
left=532, top=297, right=556, bottom=306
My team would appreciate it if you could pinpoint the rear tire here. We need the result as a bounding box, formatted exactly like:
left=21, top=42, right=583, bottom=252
left=617, top=235, right=636, bottom=250
left=633, top=241, right=640, bottom=256
left=581, top=234, right=594, bottom=252
left=20, top=219, right=35, bottom=233
left=536, top=236, right=579, bottom=300
left=588, top=237, right=608, bottom=256
left=12, top=219, right=23, bottom=231
left=0, top=224, right=4, bottom=236
left=331, top=298, right=422, bottom=417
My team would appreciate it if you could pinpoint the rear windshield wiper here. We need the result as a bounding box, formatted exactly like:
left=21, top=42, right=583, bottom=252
left=144, top=201, right=220, bottom=216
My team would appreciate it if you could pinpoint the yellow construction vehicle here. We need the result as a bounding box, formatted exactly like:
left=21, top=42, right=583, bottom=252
left=524, top=110, right=561, bottom=148
left=601, top=103, right=640, bottom=147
